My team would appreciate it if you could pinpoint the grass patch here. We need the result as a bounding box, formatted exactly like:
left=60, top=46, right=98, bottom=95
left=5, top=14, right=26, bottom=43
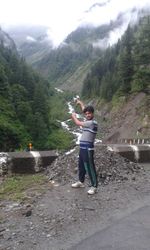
left=0, top=174, right=47, bottom=201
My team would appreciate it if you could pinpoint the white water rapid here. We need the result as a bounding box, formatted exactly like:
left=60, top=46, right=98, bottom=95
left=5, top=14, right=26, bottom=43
left=55, top=90, right=102, bottom=154
left=61, top=100, right=82, bottom=149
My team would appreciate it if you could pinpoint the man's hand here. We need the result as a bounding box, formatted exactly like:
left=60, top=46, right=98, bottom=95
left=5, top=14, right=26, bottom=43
left=76, top=99, right=80, bottom=104
left=76, top=99, right=85, bottom=111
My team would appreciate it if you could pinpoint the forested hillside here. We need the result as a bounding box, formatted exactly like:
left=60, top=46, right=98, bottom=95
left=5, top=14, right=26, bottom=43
left=25, top=17, right=125, bottom=88
left=7, top=11, right=150, bottom=97
left=0, top=32, right=73, bottom=152
left=1, top=14, right=150, bottom=151
left=82, top=15, right=150, bottom=101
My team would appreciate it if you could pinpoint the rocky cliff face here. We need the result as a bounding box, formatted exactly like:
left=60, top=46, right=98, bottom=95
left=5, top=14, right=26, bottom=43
left=96, top=92, right=150, bottom=143
left=0, top=28, right=17, bottom=51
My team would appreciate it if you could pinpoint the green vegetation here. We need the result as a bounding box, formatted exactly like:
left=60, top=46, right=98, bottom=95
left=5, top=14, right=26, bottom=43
left=31, top=20, right=125, bottom=86
left=0, top=36, right=74, bottom=152
left=33, top=43, right=96, bottom=85
left=82, top=16, right=150, bottom=101
left=0, top=174, right=47, bottom=201
left=32, top=25, right=107, bottom=86
left=46, top=129, right=74, bottom=151
left=47, top=91, right=75, bottom=151
left=1, top=15, right=150, bottom=152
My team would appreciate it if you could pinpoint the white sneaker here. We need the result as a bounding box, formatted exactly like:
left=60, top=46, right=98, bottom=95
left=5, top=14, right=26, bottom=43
left=87, top=187, right=97, bottom=195
left=71, top=181, right=85, bottom=188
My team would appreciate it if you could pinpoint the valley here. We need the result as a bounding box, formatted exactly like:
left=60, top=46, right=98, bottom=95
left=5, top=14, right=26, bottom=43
left=0, top=2, right=150, bottom=250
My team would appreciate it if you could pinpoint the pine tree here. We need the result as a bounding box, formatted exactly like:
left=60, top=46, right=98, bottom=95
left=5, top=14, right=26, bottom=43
left=132, top=16, right=150, bottom=92
left=118, top=25, right=134, bottom=94
left=0, top=65, right=10, bottom=98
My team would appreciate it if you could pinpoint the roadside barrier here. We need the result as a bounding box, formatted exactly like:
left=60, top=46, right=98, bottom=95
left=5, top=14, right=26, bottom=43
left=120, top=138, right=150, bottom=145
left=0, top=151, right=58, bottom=176
left=0, top=144, right=150, bottom=176
left=107, top=144, right=150, bottom=163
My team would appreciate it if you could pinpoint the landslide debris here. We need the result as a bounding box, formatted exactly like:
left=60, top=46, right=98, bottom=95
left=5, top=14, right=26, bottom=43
left=48, top=145, right=142, bottom=186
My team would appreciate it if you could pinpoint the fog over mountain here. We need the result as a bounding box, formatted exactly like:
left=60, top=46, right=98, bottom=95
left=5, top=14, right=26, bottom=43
left=1, top=0, right=150, bottom=47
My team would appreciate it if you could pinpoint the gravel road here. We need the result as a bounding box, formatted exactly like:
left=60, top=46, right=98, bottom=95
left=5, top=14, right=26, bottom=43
left=0, top=146, right=150, bottom=250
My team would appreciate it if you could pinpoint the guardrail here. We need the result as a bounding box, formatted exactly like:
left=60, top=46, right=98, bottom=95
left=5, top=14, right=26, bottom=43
left=120, top=138, right=150, bottom=144
left=0, top=150, right=58, bottom=176
left=0, top=144, right=150, bottom=176
left=107, top=144, right=150, bottom=163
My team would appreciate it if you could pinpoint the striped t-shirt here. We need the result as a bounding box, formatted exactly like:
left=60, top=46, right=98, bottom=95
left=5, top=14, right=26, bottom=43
left=80, top=119, right=98, bottom=148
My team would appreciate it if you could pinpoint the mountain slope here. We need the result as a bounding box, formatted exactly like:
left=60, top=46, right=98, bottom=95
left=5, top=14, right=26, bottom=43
left=96, top=92, right=150, bottom=142
left=0, top=27, right=17, bottom=51
left=82, top=14, right=150, bottom=99
left=29, top=16, right=126, bottom=92
left=3, top=10, right=138, bottom=92
left=0, top=27, right=70, bottom=152
left=6, top=25, right=53, bottom=65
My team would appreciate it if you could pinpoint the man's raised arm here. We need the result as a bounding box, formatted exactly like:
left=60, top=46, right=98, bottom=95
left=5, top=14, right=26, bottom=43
left=76, top=99, right=85, bottom=112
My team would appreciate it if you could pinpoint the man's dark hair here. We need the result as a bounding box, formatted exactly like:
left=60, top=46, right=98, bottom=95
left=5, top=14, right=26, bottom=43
left=83, top=105, right=94, bottom=113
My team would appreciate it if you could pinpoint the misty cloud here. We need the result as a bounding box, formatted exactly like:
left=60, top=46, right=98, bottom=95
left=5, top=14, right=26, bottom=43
left=1, top=0, right=150, bottom=47
left=80, top=0, right=150, bottom=27
left=26, top=36, right=36, bottom=42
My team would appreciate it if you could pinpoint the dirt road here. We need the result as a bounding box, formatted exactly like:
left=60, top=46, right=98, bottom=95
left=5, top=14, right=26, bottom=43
left=0, top=148, right=150, bottom=250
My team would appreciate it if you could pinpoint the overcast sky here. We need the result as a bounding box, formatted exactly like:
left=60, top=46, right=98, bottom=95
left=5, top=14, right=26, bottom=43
left=0, top=0, right=150, bottom=46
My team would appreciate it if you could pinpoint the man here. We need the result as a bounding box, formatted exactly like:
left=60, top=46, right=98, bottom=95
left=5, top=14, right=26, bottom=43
left=71, top=99, right=98, bottom=195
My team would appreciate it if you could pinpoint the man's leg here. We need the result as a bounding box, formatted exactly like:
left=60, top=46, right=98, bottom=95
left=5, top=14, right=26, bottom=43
left=78, top=149, right=86, bottom=183
left=82, top=149, right=97, bottom=194
left=71, top=149, right=86, bottom=188
left=87, top=149, right=97, bottom=188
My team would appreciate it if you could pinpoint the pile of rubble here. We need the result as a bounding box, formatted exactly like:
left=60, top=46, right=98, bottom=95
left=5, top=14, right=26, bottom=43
left=48, top=145, right=142, bottom=185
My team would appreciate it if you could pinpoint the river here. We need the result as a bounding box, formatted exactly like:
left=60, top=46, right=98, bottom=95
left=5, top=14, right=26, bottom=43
left=54, top=88, right=102, bottom=154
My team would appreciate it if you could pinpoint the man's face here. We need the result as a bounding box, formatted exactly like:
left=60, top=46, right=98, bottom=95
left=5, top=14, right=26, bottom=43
left=84, top=111, right=94, bottom=120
